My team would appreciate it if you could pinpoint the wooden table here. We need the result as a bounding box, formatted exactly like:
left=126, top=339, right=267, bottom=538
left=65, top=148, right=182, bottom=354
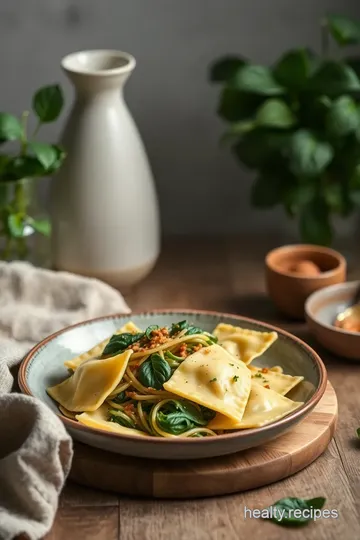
left=46, top=238, right=360, bottom=539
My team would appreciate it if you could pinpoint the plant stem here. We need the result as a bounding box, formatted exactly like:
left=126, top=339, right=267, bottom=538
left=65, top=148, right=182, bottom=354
left=1, top=235, right=14, bottom=260
left=321, top=19, right=330, bottom=58
left=32, top=121, right=42, bottom=140
left=20, top=110, right=29, bottom=155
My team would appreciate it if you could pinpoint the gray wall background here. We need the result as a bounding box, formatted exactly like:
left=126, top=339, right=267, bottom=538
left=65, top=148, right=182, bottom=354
left=1, top=0, right=360, bottom=237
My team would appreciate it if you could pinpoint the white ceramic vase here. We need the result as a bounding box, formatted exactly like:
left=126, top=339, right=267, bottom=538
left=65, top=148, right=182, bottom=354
left=51, top=50, right=160, bottom=288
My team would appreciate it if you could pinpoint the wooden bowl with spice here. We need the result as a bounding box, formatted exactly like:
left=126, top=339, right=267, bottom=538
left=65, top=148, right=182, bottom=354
left=265, top=244, right=346, bottom=319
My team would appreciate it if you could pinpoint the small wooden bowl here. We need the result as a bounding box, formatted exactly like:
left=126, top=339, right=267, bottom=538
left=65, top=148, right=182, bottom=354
left=305, top=281, right=360, bottom=360
left=265, top=245, right=346, bottom=319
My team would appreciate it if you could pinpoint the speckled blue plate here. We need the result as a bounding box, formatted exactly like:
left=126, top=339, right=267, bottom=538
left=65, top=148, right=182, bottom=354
left=19, top=310, right=327, bottom=459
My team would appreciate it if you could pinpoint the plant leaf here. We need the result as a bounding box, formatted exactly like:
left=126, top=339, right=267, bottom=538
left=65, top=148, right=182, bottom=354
left=325, top=96, right=359, bottom=137
left=267, top=496, right=326, bottom=527
left=282, top=182, right=316, bottom=215
left=0, top=113, right=23, bottom=142
left=32, top=84, right=64, bottom=123
left=108, top=409, right=136, bottom=429
left=255, top=98, right=295, bottom=128
left=251, top=174, right=284, bottom=208
left=169, top=320, right=189, bottom=336
left=232, top=65, right=284, bottom=95
left=27, top=218, right=52, bottom=237
left=308, top=61, right=360, bottom=95
left=217, top=88, right=263, bottom=122
left=102, top=332, right=144, bottom=357
left=209, top=55, right=246, bottom=82
left=233, top=130, right=290, bottom=169
left=325, top=14, right=360, bottom=46
left=300, top=198, right=332, bottom=246
left=138, top=353, right=172, bottom=390
left=186, top=326, right=204, bottom=336
left=28, top=142, right=59, bottom=170
left=8, top=214, right=26, bottom=238
left=273, top=48, right=314, bottom=89
left=288, top=130, right=333, bottom=178
left=156, top=400, right=208, bottom=435
left=5, top=156, right=45, bottom=180
left=145, top=325, right=160, bottom=340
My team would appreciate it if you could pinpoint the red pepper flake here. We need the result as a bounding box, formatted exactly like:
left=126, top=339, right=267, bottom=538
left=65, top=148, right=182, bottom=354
left=261, top=368, right=269, bottom=374
left=264, top=384, right=270, bottom=389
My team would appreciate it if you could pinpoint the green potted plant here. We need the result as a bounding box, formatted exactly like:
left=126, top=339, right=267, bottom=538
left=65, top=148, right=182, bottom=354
left=210, top=13, right=360, bottom=246
left=0, top=84, right=65, bottom=263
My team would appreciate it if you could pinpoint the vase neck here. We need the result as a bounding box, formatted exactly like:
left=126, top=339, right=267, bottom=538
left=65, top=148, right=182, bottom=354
left=61, top=50, right=135, bottom=95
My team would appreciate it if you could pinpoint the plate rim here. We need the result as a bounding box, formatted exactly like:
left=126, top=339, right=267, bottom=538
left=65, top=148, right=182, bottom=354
left=18, top=308, right=327, bottom=446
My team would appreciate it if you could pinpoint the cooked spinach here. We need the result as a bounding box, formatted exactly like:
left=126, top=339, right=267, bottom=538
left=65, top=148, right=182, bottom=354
left=186, top=326, right=204, bottom=336
left=111, top=391, right=127, bottom=404
left=145, top=325, right=160, bottom=340
left=108, top=409, right=136, bottom=429
left=156, top=400, right=208, bottom=435
left=169, top=320, right=189, bottom=336
left=102, top=332, right=144, bottom=357
left=138, top=353, right=172, bottom=389
left=267, top=496, right=326, bottom=527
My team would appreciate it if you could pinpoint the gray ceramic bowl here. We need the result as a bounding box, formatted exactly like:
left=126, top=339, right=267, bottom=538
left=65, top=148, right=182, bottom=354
left=306, top=281, right=360, bottom=360
left=19, top=310, right=327, bottom=460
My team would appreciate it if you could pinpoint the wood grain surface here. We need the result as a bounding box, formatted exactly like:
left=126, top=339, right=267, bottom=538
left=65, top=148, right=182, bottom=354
left=68, top=382, right=337, bottom=498
left=45, top=237, right=360, bottom=540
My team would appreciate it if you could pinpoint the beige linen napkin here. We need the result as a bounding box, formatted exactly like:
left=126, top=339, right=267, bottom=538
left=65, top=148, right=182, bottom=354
left=0, top=261, right=130, bottom=540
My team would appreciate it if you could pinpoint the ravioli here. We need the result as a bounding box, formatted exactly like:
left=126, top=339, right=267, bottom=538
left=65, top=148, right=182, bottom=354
left=58, top=405, right=77, bottom=420
left=64, top=321, right=142, bottom=370
left=76, top=405, right=148, bottom=437
left=47, top=350, right=132, bottom=412
left=207, top=381, right=303, bottom=430
left=213, top=323, right=277, bottom=365
left=163, top=344, right=251, bottom=422
left=248, top=365, right=303, bottom=395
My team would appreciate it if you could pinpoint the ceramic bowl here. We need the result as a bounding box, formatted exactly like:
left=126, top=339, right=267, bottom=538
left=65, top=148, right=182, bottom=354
left=19, top=310, right=327, bottom=460
left=306, top=281, right=360, bottom=360
left=266, top=244, right=346, bottom=319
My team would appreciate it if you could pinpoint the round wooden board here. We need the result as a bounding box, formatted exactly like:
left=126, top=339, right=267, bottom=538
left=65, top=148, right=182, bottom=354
left=69, top=381, right=337, bottom=499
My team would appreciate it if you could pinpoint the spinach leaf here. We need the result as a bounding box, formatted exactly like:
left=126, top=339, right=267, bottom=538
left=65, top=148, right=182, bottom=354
left=169, top=320, right=189, bottom=336
left=199, top=405, right=217, bottom=422
left=145, top=325, right=160, bottom=339
left=186, top=326, right=204, bottom=336
left=102, top=332, right=144, bottom=357
left=156, top=400, right=209, bottom=435
left=108, top=409, right=136, bottom=429
left=138, top=353, right=171, bottom=389
left=267, top=496, right=326, bottom=527
left=111, top=391, right=127, bottom=404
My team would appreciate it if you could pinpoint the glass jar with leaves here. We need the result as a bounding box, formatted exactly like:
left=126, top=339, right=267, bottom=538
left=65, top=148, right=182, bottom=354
left=210, top=13, right=360, bottom=246
left=0, top=85, right=65, bottom=264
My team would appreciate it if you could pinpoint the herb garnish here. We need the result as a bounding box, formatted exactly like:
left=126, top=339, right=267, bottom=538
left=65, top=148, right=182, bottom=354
left=265, top=496, right=326, bottom=527
left=209, top=377, right=217, bottom=383
left=233, top=375, right=239, bottom=382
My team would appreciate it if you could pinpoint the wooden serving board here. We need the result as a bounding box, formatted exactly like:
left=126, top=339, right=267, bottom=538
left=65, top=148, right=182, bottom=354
left=69, top=381, right=337, bottom=499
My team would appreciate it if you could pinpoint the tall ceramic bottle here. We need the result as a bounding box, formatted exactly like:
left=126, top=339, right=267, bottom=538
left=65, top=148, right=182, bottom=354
left=51, top=50, right=160, bottom=288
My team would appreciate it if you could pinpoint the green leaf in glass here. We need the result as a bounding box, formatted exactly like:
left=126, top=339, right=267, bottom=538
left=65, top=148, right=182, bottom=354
left=0, top=113, right=23, bottom=143
left=8, top=214, right=26, bottom=238
left=28, top=142, right=59, bottom=170
left=32, top=84, right=64, bottom=123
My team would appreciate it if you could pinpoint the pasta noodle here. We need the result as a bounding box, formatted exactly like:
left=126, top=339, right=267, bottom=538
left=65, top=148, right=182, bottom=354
left=47, top=320, right=304, bottom=438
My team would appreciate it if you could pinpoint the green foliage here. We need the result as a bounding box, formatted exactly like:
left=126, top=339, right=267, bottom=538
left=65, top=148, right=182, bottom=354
left=102, top=332, right=144, bottom=357
left=138, top=353, right=172, bottom=390
left=267, top=496, right=326, bottom=526
left=155, top=400, right=212, bottom=435
left=210, top=13, right=360, bottom=245
left=0, top=84, right=65, bottom=255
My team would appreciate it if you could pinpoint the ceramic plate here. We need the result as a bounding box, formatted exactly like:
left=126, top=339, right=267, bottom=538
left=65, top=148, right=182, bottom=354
left=19, top=310, right=327, bottom=460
